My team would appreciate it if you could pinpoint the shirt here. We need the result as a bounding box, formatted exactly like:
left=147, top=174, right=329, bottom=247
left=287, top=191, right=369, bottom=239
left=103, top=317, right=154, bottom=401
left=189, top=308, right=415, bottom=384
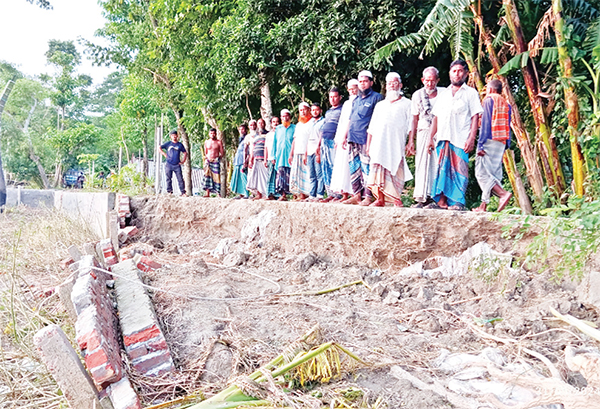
left=233, top=135, right=246, bottom=166
left=432, top=83, right=483, bottom=148
left=272, top=124, right=296, bottom=168
left=411, top=87, right=444, bottom=131
left=161, top=141, right=186, bottom=165
left=253, top=136, right=266, bottom=160
left=478, top=96, right=512, bottom=151
left=348, top=88, right=384, bottom=145
left=293, top=120, right=313, bottom=154
left=265, top=130, right=276, bottom=160
left=321, top=105, right=342, bottom=140
left=306, top=117, right=325, bottom=156
left=367, top=97, right=413, bottom=177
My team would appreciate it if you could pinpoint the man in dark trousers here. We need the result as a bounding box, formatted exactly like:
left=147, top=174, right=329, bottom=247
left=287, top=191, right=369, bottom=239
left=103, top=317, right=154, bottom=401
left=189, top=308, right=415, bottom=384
left=160, top=129, right=188, bottom=195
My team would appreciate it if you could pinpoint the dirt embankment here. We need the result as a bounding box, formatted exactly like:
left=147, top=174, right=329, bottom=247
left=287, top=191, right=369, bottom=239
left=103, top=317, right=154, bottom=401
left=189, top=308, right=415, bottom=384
left=130, top=196, right=536, bottom=270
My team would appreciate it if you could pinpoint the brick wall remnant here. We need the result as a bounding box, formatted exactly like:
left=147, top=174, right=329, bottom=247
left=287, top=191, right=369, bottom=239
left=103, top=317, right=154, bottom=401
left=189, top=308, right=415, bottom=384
left=100, top=238, right=118, bottom=268
left=112, top=259, right=174, bottom=376
left=71, top=255, right=124, bottom=389
left=117, top=194, right=131, bottom=228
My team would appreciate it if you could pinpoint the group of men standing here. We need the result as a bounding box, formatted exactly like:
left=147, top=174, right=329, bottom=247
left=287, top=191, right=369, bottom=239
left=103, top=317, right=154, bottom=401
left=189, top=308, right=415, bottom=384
left=198, top=59, right=513, bottom=212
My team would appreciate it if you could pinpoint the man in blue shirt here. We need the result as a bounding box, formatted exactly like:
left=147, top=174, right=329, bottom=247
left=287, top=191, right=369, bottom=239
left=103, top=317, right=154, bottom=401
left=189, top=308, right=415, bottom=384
left=343, top=70, right=383, bottom=206
left=160, top=130, right=187, bottom=195
left=318, top=87, right=343, bottom=201
left=230, top=124, right=249, bottom=198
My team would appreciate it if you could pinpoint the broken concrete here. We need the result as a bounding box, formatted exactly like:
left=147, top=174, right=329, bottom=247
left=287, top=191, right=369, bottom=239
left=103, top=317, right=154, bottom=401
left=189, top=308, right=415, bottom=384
left=34, top=324, right=102, bottom=409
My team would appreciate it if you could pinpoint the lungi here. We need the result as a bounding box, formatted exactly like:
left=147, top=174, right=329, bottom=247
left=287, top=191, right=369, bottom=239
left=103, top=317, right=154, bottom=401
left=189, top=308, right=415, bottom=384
left=475, top=139, right=506, bottom=203
left=276, top=166, right=291, bottom=195
left=230, top=165, right=248, bottom=196
left=267, top=161, right=278, bottom=196
left=203, top=159, right=221, bottom=194
left=320, top=138, right=335, bottom=194
left=413, top=128, right=437, bottom=203
left=246, top=158, right=269, bottom=196
left=331, top=142, right=352, bottom=194
left=290, top=154, right=310, bottom=196
left=367, top=162, right=405, bottom=203
left=348, top=142, right=370, bottom=196
left=431, top=141, right=469, bottom=206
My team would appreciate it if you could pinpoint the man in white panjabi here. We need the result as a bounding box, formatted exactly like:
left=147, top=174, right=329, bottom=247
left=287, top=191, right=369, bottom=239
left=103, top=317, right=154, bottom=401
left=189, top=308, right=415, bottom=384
left=366, top=72, right=413, bottom=207
left=330, top=79, right=359, bottom=201
left=406, top=66, right=444, bottom=208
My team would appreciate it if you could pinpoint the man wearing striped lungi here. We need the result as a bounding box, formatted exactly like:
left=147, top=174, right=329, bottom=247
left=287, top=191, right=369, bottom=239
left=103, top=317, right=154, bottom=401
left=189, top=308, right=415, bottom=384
left=203, top=128, right=224, bottom=197
left=427, top=60, right=483, bottom=211
left=264, top=116, right=281, bottom=200
left=473, top=79, right=512, bottom=212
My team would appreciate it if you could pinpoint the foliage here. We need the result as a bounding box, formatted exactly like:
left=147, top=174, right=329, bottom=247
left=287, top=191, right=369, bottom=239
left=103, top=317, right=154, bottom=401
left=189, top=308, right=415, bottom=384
left=106, top=163, right=152, bottom=195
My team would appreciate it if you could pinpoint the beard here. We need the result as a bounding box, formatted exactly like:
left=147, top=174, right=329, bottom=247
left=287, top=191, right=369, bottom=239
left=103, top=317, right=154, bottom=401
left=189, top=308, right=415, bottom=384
left=451, top=77, right=466, bottom=87
left=386, top=89, right=402, bottom=101
left=358, top=87, right=371, bottom=97
left=349, top=94, right=358, bottom=101
left=425, top=87, right=437, bottom=95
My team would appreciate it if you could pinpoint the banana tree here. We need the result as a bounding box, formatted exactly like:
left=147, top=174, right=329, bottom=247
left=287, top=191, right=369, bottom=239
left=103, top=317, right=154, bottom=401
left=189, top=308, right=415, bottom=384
left=375, top=0, right=532, bottom=211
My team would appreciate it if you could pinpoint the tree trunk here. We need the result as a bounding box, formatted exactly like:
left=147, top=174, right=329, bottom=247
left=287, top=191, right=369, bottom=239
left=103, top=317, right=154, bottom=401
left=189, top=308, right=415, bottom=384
left=142, top=125, right=148, bottom=186
left=53, top=160, right=62, bottom=187
left=553, top=0, right=586, bottom=196
left=472, top=9, right=545, bottom=201
left=22, top=100, right=51, bottom=189
left=259, top=70, right=273, bottom=130
left=172, top=108, right=193, bottom=196
left=504, top=0, right=566, bottom=195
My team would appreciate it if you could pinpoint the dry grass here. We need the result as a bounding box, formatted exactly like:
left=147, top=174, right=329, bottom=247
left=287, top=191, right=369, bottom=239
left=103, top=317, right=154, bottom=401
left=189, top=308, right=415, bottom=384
left=0, top=206, right=99, bottom=409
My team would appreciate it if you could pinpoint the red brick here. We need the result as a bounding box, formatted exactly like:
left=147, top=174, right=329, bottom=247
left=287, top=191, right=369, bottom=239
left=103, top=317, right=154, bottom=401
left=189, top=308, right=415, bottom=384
left=147, top=338, right=168, bottom=352
left=85, top=348, right=111, bottom=369
left=60, top=258, right=75, bottom=270
left=90, top=361, right=120, bottom=385
left=136, top=256, right=161, bottom=272
left=126, top=344, right=148, bottom=360
left=123, top=325, right=160, bottom=347
left=77, top=329, right=103, bottom=351
left=132, top=351, right=172, bottom=374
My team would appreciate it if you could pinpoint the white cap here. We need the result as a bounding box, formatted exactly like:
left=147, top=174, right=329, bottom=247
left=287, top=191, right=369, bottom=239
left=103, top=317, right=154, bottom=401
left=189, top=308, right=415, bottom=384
left=280, top=109, right=291, bottom=115
left=386, top=72, right=401, bottom=83
left=298, top=102, right=310, bottom=109
left=347, top=79, right=359, bottom=87
left=358, top=70, right=373, bottom=79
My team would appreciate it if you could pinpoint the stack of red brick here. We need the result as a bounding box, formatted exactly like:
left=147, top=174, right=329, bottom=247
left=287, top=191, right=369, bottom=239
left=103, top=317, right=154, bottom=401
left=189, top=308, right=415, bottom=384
left=117, top=193, right=131, bottom=228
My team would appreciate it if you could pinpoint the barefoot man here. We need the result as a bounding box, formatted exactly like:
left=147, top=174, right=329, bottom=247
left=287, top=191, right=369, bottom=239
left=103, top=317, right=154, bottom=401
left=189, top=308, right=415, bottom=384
left=427, top=60, right=483, bottom=211
left=366, top=72, right=412, bottom=207
left=203, top=128, right=224, bottom=197
left=473, top=79, right=512, bottom=212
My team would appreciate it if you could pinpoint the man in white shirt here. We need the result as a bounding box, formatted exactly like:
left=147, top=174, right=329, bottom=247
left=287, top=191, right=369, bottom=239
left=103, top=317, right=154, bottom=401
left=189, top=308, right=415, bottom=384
left=427, top=60, right=483, bottom=211
left=289, top=102, right=312, bottom=200
left=366, top=72, right=413, bottom=207
left=407, top=67, right=444, bottom=207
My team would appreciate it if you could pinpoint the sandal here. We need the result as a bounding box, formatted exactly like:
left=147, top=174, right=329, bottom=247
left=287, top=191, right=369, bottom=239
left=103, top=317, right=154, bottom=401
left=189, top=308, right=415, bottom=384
left=424, top=202, right=444, bottom=210
left=411, top=202, right=425, bottom=208
left=448, top=204, right=467, bottom=211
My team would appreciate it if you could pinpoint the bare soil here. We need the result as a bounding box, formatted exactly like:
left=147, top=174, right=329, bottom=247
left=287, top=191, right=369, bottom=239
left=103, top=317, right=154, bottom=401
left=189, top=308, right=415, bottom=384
left=127, top=196, right=599, bottom=408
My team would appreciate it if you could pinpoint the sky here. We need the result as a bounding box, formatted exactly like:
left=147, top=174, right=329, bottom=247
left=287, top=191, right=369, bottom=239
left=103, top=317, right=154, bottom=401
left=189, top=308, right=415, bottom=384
left=0, top=0, right=116, bottom=86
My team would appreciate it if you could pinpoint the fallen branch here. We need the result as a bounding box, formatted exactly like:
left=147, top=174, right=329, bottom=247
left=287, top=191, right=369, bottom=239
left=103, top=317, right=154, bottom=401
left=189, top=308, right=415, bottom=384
left=278, top=280, right=364, bottom=297
left=550, top=306, right=600, bottom=343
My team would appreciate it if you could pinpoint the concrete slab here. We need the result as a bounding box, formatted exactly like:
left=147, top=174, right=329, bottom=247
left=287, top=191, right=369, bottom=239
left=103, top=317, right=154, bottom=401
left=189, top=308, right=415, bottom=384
left=6, top=187, right=54, bottom=208
left=34, top=324, right=101, bottom=409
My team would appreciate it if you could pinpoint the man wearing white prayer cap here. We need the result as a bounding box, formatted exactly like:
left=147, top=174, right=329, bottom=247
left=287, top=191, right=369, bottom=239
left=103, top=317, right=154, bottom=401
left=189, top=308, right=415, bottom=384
left=342, top=70, right=383, bottom=206
left=366, top=72, right=413, bottom=207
